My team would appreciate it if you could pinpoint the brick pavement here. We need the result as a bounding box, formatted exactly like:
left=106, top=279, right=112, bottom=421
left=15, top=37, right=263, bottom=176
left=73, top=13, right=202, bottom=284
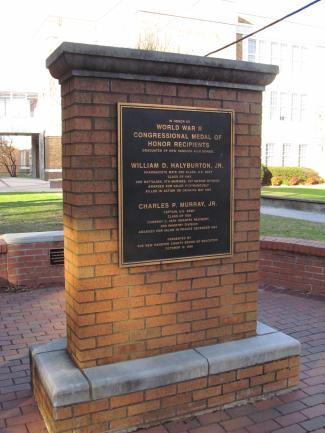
left=0, top=287, right=65, bottom=433
left=1, top=286, right=325, bottom=433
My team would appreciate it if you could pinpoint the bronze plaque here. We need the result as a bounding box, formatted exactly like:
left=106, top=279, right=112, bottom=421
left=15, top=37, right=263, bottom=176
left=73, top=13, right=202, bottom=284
left=118, top=103, right=233, bottom=266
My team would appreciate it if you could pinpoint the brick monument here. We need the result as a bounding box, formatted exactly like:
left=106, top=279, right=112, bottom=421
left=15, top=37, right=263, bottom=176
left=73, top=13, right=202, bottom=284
left=31, top=42, right=300, bottom=433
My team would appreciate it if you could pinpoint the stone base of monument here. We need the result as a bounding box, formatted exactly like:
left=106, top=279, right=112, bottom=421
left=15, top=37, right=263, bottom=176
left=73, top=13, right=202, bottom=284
left=30, top=322, right=300, bottom=433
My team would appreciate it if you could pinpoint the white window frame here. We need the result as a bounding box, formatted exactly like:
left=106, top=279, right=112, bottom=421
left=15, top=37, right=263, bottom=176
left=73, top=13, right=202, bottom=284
left=247, top=38, right=257, bottom=62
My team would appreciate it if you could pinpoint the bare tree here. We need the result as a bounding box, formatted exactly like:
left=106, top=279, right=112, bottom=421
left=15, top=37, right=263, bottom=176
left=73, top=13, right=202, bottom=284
left=136, top=31, right=170, bottom=52
left=0, top=137, right=17, bottom=177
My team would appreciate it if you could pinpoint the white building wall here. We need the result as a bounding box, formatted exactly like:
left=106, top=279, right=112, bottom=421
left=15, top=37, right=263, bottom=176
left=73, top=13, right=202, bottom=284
left=240, top=18, right=325, bottom=177
left=33, top=0, right=238, bottom=137
left=0, top=91, right=43, bottom=134
left=3, top=0, right=324, bottom=178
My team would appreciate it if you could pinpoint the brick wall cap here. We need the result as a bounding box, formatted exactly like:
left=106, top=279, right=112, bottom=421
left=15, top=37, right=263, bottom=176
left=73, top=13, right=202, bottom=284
left=30, top=338, right=67, bottom=358
left=262, top=195, right=325, bottom=206
left=31, top=326, right=299, bottom=407
left=256, top=321, right=277, bottom=335
left=84, top=348, right=208, bottom=400
left=3, top=230, right=63, bottom=245
left=47, top=41, right=278, bottom=88
left=261, top=236, right=325, bottom=257
left=196, top=331, right=300, bottom=375
left=33, top=349, right=90, bottom=407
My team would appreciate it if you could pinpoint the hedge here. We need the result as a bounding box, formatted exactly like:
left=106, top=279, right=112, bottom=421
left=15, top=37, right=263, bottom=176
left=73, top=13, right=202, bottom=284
left=261, top=166, right=322, bottom=186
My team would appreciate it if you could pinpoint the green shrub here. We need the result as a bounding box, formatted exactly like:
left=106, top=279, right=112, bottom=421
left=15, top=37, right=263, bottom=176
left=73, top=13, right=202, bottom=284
left=271, top=176, right=282, bottom=186
left=267, top=167, right=320, bottom=185
left=261, top=164, right=272, bottom=186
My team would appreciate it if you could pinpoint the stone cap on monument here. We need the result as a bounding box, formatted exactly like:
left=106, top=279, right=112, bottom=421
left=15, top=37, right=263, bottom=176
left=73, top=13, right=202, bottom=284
left=46, top=41, right=278, bottom=89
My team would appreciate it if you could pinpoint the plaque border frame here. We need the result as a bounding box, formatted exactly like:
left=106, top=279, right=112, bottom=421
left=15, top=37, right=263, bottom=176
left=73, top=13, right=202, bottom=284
left=118, top=102, right=234, bottom=267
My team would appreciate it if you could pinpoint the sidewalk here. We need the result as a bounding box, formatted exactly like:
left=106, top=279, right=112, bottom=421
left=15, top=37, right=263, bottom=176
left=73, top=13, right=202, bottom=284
left=261, top=206, right=325, bottom=224
left=1, top=285, right=325, bottom=433
left=0, top=177, right=61, bottom=193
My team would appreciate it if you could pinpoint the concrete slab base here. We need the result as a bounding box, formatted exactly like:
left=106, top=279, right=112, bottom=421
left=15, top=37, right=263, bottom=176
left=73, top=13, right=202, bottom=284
left=31, top=322, right=300, bottom=433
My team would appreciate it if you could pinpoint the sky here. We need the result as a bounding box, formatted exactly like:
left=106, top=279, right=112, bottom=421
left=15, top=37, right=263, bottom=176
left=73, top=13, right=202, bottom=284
left=0, top=0, right=324, bottom=90
left=1, top=0, right=321, bottom=36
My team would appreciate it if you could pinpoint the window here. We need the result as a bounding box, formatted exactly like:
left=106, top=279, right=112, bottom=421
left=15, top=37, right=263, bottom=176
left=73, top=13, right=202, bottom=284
left=291, top=94, right=299, bottom=121
left=300, top=94, right=308, bottom=121
left=0, top=95, right=10, bottom=118
left=298, top=144, right=308, bottom=167
left=0, top=93, right=38, bottom=118
left=248, top=39, right=257, bottom=62
left=298, top=143, right=315, bottom=167
left=282, top=143, right=293, bottom=166
left=20, top=149, right=31, bottom=171
left=265, top=143, right=276, bottom=166
left=301, top=47, right=308, bottom=72
left=12, top=96, right=28, bottom=118
left=279, top=92, right=288, bottom=121
left=258, top=40, right=267, bottom=63
left=270, top=91, right=278, bottom=119
left=271, top=42, right=279, bottom=65
left=28, top=96, right=38, bottom=118
left=292, top=45, right=300, bottom=71
left=280, top=43, right=288, bottom=70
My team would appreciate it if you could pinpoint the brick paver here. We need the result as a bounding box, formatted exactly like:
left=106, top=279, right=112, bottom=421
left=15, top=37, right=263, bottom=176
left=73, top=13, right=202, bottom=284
left=1, top=285, right=325, bottom=432
left=0, top=287, right=65, bottom=433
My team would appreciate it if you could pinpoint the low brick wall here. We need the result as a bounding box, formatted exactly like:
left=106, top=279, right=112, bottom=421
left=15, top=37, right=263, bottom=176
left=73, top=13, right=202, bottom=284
left=31, top=325, right=300, bottom=433
left=0, top=232, right=64, bottom=290
left=1, top=233, right=324, bottom=296
left=260, top=236, right=325, bottom=296
left=34, top=354, right=299, bottom=433
left=0, top=239, right=8, bottom=287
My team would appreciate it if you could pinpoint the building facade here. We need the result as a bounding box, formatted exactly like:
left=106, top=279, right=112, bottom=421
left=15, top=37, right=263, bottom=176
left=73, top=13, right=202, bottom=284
left=2, top=0, right=324, bottom=179
left=238, top=15, right=325, bottom=176
left=0, top=89, right=62, bottom=180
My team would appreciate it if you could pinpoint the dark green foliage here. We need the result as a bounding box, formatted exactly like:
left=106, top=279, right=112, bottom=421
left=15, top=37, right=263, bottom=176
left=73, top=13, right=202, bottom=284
left=260, top=164, right=272, bottom=186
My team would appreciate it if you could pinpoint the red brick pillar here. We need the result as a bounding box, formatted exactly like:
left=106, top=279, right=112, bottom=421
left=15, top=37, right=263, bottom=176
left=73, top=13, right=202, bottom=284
left=47, top=43, right=278, bottom=368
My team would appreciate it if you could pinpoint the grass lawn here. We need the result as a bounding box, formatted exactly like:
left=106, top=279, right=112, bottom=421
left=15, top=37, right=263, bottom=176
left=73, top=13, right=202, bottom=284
left=261, top=214, right=325, bottom=241
left=1, top=192, right=324, bottom=242
left=0, top=192, right=63, bottom=234
left=262, top=186, right=325, bottom=201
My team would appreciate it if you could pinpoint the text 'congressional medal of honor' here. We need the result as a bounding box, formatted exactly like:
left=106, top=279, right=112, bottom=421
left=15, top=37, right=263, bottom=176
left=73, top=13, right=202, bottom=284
left=118, top=103, right=233, bottom=266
